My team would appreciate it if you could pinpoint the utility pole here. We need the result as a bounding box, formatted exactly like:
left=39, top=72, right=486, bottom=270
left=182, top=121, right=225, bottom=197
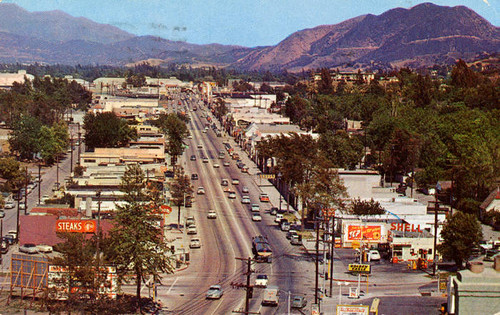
left=70, top=138, right=73, bottom=175
left=16, top=190, right=20, bottom=243
left=56, top=155, right=59, bottom=190
left=432, top=195, right=439, bottom=277
left=232, top=257, right=259, bottom=315
left=329, top=215, right=335, bottom=296
left=95, top=190, right=102, bottom=300
left=24, top=168, right=28, bottom=214
left=314, top=212, right=320, bottom=306
left=38, top=163, right=42, bottom=205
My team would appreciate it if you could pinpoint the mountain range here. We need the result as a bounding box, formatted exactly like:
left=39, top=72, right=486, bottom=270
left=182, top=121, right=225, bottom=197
left=0, top=2, right=498, bottom=71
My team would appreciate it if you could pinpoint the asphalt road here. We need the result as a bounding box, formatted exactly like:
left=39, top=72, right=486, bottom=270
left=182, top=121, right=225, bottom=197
left=158, top=96, right=313, bottom=314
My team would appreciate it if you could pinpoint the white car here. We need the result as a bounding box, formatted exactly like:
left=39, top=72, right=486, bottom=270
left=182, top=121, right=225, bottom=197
left=190, top=238, right=201, bottom=248
left=232, top=179, right=240, bottom=185
left=4, top=201, right=15, bottom=209
left=213, top=163, right=220, bottom=168
left=187, top=226, right=197, bottom=235
left=241, top=196, right=251, bottom=204
left=223, top=161, right=230, bottom=167
left=19, top=243, right=38, bottom=254
left=206, top=285, right=223, bottom=299
left=275, top=213, right=283, bottom=223
left=228, top=192, right=236, bottom=199
left=255, top=274, right=268, bottom=287
left=252, top=214, right=262, bottom=221
left=203, top=158, right=209, bottom=163
left=368, top=250, right=381, bottom=261
left=251, top=204, right=260, bottom=212
left=37, top=245, right=53, bottom=253
left=242, top=186, right=249, bottom=193
left=207, top=210, right=217, bottom=219
left=197, top=187, right=205, bottom=195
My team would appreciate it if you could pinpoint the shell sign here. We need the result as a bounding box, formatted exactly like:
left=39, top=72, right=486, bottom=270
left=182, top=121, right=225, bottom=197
left=56, top=220, right=96, bottom=233
left=347, top=225, right=382, bottom=241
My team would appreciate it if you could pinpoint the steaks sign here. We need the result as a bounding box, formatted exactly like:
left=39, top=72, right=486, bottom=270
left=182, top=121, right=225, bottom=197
left=56, top=220, right=96, bottom=233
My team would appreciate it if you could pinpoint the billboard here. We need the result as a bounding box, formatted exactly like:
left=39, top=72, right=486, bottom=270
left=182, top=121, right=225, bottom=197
left=48, top=265, right=117, bottom=300
left=347, top=225, right=381, bottom=241
left=56, top=220, right=96, bottom=233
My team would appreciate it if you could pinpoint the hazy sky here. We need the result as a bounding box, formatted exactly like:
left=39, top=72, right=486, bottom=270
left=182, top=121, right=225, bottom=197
left=4, top=0, right=499, bottom=47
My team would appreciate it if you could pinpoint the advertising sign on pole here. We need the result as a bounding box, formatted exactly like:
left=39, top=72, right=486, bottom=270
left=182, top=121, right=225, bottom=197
left=336, top=305, right=369, bottom=315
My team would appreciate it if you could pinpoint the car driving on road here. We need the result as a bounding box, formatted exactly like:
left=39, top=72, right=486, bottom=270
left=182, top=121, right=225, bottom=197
left=197, top=187, right=205, bottom=195
left=207, top=210, right=217, bottom=219
left=228, top=192, right=236, bottom=199
left=190, top=238, right=201, bottom=249
left=206, top=285, right=223, bottom=299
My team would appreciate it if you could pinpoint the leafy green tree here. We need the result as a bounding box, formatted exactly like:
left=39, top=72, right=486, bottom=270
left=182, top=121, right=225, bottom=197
left=350, top=198, right=385, bottom=215
left=317, top=68, right=334, bottom=95
left=109, top=164, right=174, bottom=312
left=0, top=158, right=26, bottom=191
left=214, top=98, right=228, bottom=119
left=153, top=113, right=189, bottom=165
left=83, top=112, right=138, bottom=149
left=125, top=73, right=147, bottom=87
left=8, top=115, right=42, bottom=160
left=437, top=211, right=482, bottom=267
left=450, top=59, right=480, bottom=88
left=294, top=157, right=348, bottom=226
left=168, top=167, right=193, bottom=226
left=319, top=130, right=363, bottom=169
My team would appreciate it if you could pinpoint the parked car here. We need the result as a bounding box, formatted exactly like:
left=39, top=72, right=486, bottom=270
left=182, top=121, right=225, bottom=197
left=241, top=196, right=251, bottom=204
left=187, top=226, right=198, bottom=235
left=190, top=238, right=201, bottom=249
left=0, top=241, right=8, bottom=254
left=207, top=210, right=217, bottom=219
left=368, top=250, right=381, bottom=261
left=206, top=285, right=223, bottom=299
left=4, top=200, right=15, bottom=209
left=37, top=245, right=53, bottom=253
left=18, top=203, right=26, bottom=211
left=252, top=214, right=262, bottom=222
left=255, top=274, right=268, bottom=287
left=191, top=174, right=199, bottom=180
left=242, top=186, right=249, bottom=193
left=291, top=295, right=307, bottom=308
left=259, top=194, right=270, bottom=202
left=197, top=187, right=206, bottom=195
left=3, top=235, right=15, bottom=245
left=286, top=230, right=298, bottom=240
left=19, top=243, right=39, bottom=254
left=0, top=210, right=5, bottom=218
left=275, top=214, right=284, bottom=223
left=280, top=220, right=290, bottom=231
left=484, top=249, right=500, bottom=261
left=270, top=207, right=278, bottom=215
left=186, top=216, right=195, bottom=227
left=241, top=166, right=249, bottom=173
left=290, top=235, right=302, bottom=246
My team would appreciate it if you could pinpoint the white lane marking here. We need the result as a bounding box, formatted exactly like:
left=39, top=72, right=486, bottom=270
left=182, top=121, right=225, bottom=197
left=166, top=277, right=179, bottom=295
left=210, top=298, right=225, bottom=315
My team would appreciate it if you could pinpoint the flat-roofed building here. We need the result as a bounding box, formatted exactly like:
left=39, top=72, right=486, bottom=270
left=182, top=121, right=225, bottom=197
left=0, top=70, right=34, bottom=89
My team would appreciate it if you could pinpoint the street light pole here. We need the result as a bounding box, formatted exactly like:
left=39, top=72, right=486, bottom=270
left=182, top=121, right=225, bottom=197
left=277, top=172, right=282, bottom=213
left=95, top=190, right=102, bottom=299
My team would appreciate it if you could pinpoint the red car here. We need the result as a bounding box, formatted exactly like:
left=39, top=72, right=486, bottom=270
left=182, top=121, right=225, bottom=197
left=259, top=194, right=270, bottom=202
